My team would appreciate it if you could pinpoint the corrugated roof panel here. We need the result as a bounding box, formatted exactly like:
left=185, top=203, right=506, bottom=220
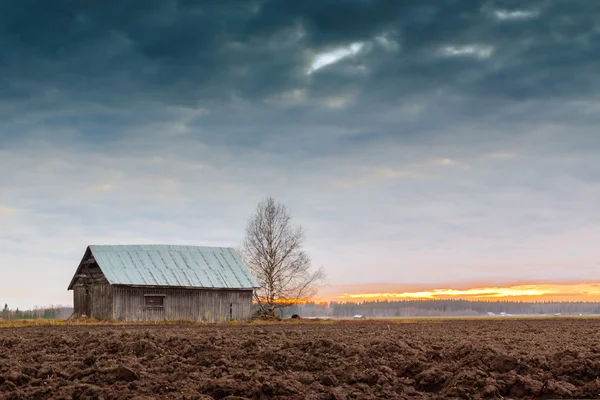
left=87, top=244, right=259, bottom=289
left=185, top=250, right=218, bottom=287
left=149, top=250, right=187, bottom=287
left=216, top=252, right=240, bottom=288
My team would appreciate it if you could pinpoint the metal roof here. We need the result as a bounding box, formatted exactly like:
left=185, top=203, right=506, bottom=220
left=70, top=245, right=259, bottom=290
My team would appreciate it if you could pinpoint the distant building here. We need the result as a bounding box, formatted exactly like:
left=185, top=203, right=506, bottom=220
left=68, top=245, right=259, bottom=322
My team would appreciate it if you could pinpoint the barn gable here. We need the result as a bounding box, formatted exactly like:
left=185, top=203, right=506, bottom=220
left=68, top=247, right=109, bottom=290
left=68, top=245, right=259, bottom=290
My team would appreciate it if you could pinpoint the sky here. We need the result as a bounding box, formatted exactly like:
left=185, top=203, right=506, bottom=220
left=1, top=0, right=600, bottom=309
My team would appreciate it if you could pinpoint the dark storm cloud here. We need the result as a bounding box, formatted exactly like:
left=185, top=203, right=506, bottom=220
left=2, top=0, right=599, bottom=111
left=1, top=0, right=598, bottom=158
left=2, top=0, right=600, bottom=308
left=1, top=0, right=599, bottom=179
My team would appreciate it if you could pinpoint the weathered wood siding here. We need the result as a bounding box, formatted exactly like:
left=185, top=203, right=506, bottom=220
left=89, top=284, right=113, bottom=320
left=71, top=256, right=113, bottom=320
left=112, top=286, right=253, bottom=322
left=73, top=284, right=113, bottom=320
left=73, top=286, right=86, bottom=316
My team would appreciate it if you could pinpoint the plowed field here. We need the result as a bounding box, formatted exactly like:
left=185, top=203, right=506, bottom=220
left=1, top=318, right=600, bottom=399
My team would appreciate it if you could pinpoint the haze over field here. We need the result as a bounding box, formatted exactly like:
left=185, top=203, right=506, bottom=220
left=1, top=0, right=599, bottom=309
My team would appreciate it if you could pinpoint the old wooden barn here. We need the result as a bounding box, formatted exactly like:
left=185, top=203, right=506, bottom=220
left=68, top=245, right=259, bottom=322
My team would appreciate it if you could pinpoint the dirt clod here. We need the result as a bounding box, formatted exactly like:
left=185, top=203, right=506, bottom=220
left=114, top=365, right=139, bottom=382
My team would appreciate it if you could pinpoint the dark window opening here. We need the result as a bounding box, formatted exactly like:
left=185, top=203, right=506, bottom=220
left=229, top=303, right=233, bottom=319
left=145, top=295, right=165, bottom=308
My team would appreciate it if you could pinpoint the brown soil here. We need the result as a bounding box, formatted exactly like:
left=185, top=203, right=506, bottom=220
left=1, top=318, right=600, bottom=399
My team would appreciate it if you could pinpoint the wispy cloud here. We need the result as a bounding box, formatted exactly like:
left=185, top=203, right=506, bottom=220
left=439, top=45, right=494, bottom=59
left=308, top=42, right=365, bottom=74
left=0, top=205, right=17, bottom=216
left=432, top=158, right=457, bottom=166
left=93, top=184, right=114, bottom=192
left=493, top=9, right=540, bottom=21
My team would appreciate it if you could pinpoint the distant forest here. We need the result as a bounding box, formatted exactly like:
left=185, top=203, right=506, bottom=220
left=3, top=300, right=600, bottom=321
left=278, top=299, right=600, bottom=318
left=1, top=304, right=73, bottom=320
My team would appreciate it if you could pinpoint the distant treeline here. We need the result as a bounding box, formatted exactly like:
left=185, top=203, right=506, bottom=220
left=278, top=299, right=600, bottom=318
left=4, top=300, right=599, bottom=321
left=1, top=304, right=74, bottom=320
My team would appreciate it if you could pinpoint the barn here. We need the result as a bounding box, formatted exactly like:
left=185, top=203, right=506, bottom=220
left=67, top=245, right=259, bottom=322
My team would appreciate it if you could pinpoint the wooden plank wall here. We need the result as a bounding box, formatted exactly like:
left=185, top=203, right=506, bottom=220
left=73, top=286, right=86, bottom=316
left=112, top=286, right=254, bottom=322
left=90, top=284, right=113, bottom=320
left=72, top=284, right=113, bottom=319
left=72, top=256, right=112, bottom=319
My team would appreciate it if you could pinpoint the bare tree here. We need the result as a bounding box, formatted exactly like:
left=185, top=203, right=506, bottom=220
left=242, top=197, right=324, bottom=318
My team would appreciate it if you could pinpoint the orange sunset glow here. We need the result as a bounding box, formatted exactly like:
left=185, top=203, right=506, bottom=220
left=313, top=282, right=600, bottom=303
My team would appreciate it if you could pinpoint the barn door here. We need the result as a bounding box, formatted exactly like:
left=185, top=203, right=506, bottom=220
left=83, top=287, right=91, bottom=318
left=229, top=303, right=238, bottom=321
